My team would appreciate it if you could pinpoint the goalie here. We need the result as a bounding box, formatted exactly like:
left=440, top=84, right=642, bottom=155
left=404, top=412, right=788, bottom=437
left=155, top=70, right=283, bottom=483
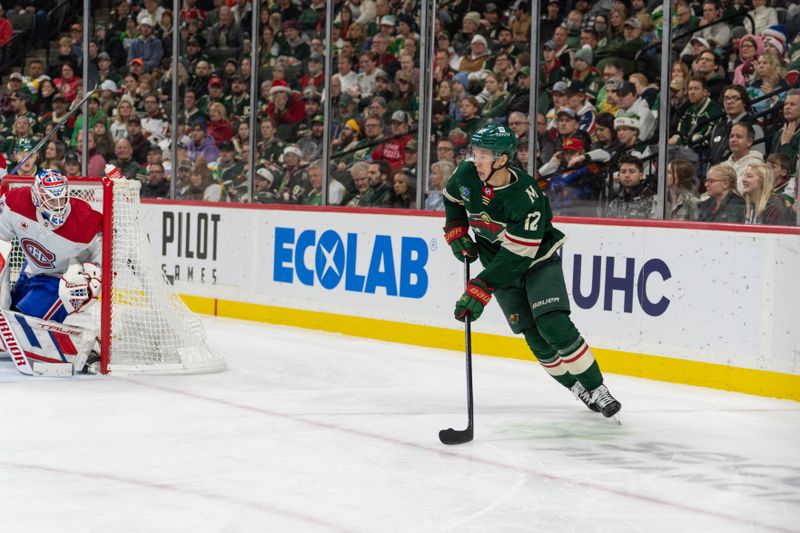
left=0, top=169, right=102, bottom=375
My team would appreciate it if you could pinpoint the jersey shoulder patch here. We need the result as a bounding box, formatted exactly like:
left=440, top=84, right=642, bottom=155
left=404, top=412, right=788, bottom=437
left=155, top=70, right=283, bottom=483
left=54, top=198, right=102, bottom=244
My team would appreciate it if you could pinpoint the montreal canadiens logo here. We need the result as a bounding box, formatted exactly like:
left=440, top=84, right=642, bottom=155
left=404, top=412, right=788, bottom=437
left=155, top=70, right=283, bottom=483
left=19, top=238, right=56, bottom=269
left=40, top=172, right=67, bottom=194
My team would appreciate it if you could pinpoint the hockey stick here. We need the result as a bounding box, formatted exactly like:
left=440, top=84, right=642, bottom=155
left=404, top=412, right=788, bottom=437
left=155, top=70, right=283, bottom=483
left=439, top=256, right=474, bottom=445
left=10, top=84, right=99, bottom=175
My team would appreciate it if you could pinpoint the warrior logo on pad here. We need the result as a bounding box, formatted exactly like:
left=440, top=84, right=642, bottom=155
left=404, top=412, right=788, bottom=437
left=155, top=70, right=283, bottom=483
left=19, top=238, right=56, bottom=269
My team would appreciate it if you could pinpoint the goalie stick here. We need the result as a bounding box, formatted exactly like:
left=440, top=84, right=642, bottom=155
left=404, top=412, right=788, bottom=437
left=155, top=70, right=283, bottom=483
left=439, top=256, right=475, bottom=445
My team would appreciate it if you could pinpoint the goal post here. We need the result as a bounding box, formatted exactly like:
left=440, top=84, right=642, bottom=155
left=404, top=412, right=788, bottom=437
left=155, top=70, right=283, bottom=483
left=0, top=175, right=226, bottom=375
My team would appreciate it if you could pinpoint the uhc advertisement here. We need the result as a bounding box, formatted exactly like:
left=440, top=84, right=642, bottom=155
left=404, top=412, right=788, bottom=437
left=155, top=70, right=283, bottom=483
left=140, top=203, right=800, bottom=378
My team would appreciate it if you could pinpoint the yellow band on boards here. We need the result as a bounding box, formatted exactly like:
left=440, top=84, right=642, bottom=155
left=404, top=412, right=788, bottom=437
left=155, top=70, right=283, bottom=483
left=180, top=294, right=800, bottom=403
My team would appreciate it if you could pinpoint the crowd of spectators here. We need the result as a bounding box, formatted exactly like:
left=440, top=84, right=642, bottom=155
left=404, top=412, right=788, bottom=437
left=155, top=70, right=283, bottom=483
left=0, top=0, right=797, bottom=225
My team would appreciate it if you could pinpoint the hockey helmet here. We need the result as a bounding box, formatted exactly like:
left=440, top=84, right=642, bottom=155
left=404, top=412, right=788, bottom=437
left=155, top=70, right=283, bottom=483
left=469, top=123, right=518, bottom=162
left=32, top=169, right=70, bottom=228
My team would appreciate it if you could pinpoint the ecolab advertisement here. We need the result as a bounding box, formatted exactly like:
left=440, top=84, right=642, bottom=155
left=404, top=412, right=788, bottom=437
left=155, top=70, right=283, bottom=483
left=140, top=203, right=800, bottom=377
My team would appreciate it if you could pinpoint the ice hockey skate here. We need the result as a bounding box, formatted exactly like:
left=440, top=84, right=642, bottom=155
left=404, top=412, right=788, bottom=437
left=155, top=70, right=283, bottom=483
left=571, top=381, right=601, bottom=413
left=589, top=384, right=622, bottom=419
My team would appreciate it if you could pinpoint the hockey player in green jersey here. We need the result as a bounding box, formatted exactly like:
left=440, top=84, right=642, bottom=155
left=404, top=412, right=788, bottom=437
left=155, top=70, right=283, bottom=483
left=442, top=124, right=621, bottom=418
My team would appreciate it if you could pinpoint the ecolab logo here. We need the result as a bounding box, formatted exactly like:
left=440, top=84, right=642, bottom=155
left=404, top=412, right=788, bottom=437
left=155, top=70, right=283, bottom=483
left=273, top=227, right=429, bottom=298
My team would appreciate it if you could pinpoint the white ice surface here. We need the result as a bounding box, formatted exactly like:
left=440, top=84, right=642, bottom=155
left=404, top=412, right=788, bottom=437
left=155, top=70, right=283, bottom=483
left=0, top=316, right=798, bottom=533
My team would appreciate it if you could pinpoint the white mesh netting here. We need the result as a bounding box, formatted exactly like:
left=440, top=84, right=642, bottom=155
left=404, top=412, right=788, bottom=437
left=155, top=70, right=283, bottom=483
left=5, top=177, right=226, bottom=375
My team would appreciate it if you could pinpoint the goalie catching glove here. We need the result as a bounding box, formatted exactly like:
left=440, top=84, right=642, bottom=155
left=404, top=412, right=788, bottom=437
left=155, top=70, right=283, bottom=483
left=443, top=221, right=478, bottom=263
left=58, top=261, right=101, bottom=314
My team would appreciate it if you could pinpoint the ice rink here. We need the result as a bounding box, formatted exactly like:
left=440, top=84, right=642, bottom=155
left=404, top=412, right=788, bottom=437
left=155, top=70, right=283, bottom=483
left=0, top=316, right=797, bottom=533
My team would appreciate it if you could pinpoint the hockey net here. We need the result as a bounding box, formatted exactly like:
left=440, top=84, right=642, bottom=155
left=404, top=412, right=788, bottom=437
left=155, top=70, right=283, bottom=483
left=0, top=176, right=226, bottom=375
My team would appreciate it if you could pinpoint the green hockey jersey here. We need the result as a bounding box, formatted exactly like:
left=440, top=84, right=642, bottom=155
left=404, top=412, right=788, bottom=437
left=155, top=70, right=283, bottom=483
left=443, top=160, right=566, bottom=290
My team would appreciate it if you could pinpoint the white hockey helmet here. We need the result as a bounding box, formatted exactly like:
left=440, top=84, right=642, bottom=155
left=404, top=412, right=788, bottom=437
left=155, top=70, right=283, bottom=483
left=32, top=169, right=70, bottom=228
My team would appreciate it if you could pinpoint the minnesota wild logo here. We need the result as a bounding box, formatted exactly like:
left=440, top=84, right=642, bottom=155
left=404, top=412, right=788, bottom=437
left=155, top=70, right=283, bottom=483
left=468, top=212, right=506, bottom=242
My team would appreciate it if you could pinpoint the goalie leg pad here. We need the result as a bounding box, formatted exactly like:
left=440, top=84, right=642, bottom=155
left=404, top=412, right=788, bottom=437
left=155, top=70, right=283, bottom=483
left=12, top=272, right=67, bottom=322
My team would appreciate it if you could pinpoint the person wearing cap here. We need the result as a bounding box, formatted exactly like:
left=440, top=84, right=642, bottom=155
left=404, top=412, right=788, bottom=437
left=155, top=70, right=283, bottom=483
left=563, top=80, right=598, bottom=136
left=401, top=139, right=418, bottom=180
left=612, top=112, right=651, bottom=166
left=370, top=110, right=412, bottom=170
left=505, top=65, right=531, bottom=118
left=614, top=80, right=656, bottom=142
left=277, top=19, right=310, bottom=66
left=198, top=75, right=226, bottom=115
left=593, top=16, right=647, bottom=77
left=4, top=91, right=38, bottom=137
left=543, top=80, right=568, bottom=133
left=265, top=79, right=306, bottom=128
left=452, top=11, right=482, bottom=57
left=223, top=76, right=250, bottom=124
left=571, top=45, right=602, bottom=101
left=95, top=52, right=122, bottom=89
left=41, top=93, right=73, bottom=141
left=538, top=136, right=608, bottom=216
left=62, top=150, right=82, bottom=177
left=331, top=118, right=363, bottom=169
left=457, top=33, right=491, bottom=74
left=443, top=122, right=622, bottom=416
left=5, top=71, right=23, bottom=97
left=252, top=166, right=279, bottom=204
left=127, top=16, right=164, bottom=70
left=431, top=100, right=454, bottom=141
left=540, top=41, right=568, bottom=105
left=276, top=144, right=311, bottom=204
left=299, top=89, right=322, bottom=131
left=555, top=107, right=593, bottom=154
left=215, top=140, right=245, bottom=195
left=300, top=52, right=325, bottom=90
left=207, top=6, right=244, bottom=56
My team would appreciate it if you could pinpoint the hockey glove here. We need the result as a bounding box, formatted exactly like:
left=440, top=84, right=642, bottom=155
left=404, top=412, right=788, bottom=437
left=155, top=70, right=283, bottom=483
left=443, top=221, right=478, bottom=263
left=454, top=279, right=494, bottom=322
left=58, top=262, right=102, bottom=314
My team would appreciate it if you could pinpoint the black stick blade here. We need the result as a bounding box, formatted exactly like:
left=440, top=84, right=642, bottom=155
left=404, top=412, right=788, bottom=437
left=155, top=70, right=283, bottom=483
left=438, top=427, right=473, bottom=445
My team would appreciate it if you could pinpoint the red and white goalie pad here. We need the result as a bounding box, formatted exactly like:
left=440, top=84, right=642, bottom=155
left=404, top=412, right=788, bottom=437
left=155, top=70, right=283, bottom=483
left=0, top=309, right=96, bottom=376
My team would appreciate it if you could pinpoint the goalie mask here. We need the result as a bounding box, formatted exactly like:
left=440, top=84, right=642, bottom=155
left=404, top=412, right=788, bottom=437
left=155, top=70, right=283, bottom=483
left=32, top=169, right=71, bottom=228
